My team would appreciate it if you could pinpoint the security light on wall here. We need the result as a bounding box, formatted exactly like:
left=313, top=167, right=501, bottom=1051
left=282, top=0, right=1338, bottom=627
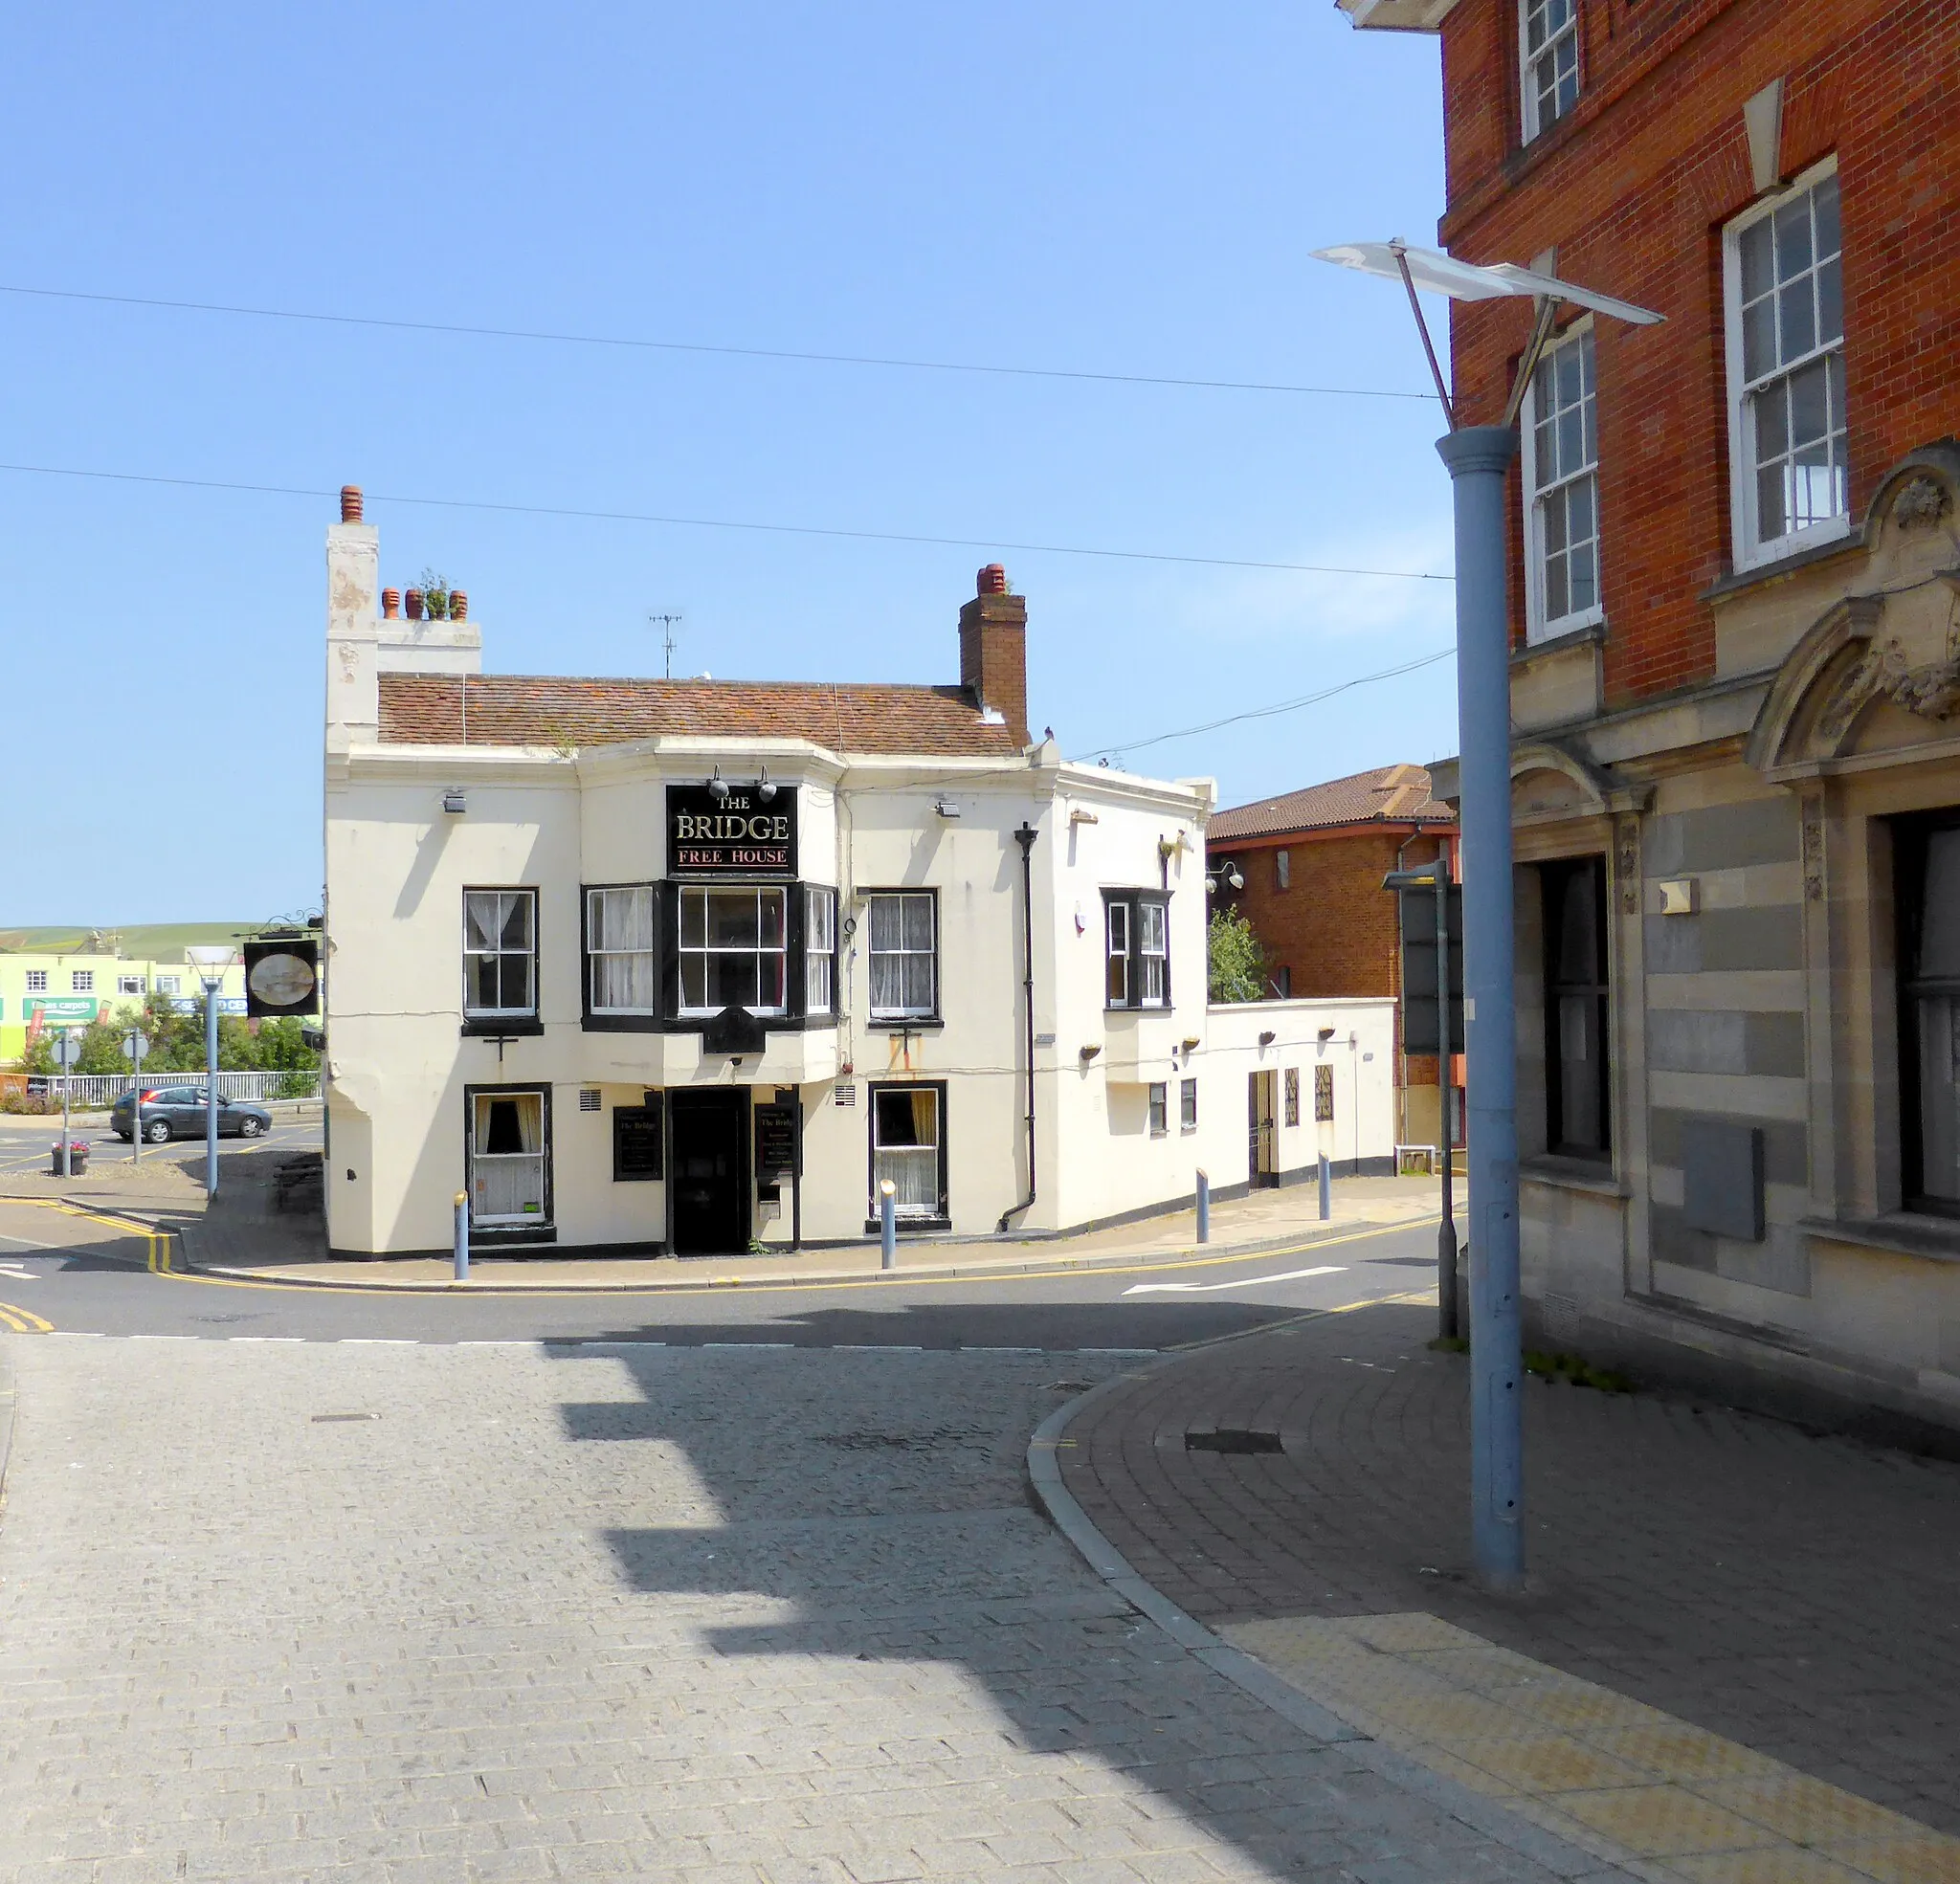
left=934, top=799, right=961, bottom=819
left=442, top=788, right=467, bottom=815
left=707, top=766, right=730, bottom=802
left=756, top=765, right=776, bottom=802
left=1207, top=862, right=1244, bottom=894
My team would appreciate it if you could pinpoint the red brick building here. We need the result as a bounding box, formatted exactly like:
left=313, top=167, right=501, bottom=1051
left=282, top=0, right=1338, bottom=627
left=1341, top=0, right=1960, bottom=1430
left=1208, top=765, right=1458, bottom=1144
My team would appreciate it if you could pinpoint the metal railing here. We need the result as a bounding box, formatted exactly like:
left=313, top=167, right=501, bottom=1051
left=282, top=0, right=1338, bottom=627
left=2, top=1070, right=320, bottom=1108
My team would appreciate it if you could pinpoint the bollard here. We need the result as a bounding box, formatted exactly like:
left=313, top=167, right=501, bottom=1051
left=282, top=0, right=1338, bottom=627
left=1195, top=1169, right=1211, bottom=1244
left=880, top=1180, right=897, bottom=1271
left=454, top=1190, right=470, bottom=1281
left=1318, top=1152, right=1332, bottom=1222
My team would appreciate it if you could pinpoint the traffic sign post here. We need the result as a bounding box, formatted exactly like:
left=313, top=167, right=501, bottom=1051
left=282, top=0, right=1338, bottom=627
left=122, top=1028, right=151, bottom=1162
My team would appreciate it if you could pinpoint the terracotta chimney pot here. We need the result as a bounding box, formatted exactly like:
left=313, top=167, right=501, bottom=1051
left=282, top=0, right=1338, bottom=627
left=340, top=485, right=364, bottom=523
left=381, top=587, right=401, bottom=619
left=405, top=588, right=425, bottom=621
left=977, top=563, right=1008, bottom=596
left=450, top=589, right=468, bottom=620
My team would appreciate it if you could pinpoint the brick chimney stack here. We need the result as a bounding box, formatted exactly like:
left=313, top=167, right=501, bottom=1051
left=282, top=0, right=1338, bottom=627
left=958, top=565, right=1029, bottom=747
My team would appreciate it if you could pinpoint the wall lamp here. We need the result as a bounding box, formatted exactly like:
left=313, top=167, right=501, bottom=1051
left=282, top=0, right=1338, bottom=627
left=442, top=788, right=467, bottom=815
left=1207, top=863, right=1244, bottom=895
left=757, top=765, right=776, bottom=803
left=934, top=799, right=961, bottom=819
left=707, top=765, right=730, bottom=802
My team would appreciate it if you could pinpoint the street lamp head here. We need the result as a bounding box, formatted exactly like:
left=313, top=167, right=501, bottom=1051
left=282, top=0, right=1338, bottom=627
left=1311, top=239, right=1663, bottom=326
left=186, top=943, right=235, bottom=984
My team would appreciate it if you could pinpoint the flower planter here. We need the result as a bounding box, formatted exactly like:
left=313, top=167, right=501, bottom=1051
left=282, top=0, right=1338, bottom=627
left=50, top=1143, right=89, bottom=1176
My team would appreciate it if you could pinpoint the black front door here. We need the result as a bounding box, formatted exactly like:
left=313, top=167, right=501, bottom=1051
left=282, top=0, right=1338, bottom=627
left=669, top=1089, right=748, bottom=1255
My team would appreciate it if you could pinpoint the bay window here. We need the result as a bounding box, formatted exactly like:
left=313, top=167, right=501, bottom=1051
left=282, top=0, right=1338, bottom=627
left=677, top=886, right=787, bottom=1016
left=585, top=885, right=656, bottom=1018
left=805, top=886, right=837, bottom=1017
left=1104, top=892, right=1171, bottom=1009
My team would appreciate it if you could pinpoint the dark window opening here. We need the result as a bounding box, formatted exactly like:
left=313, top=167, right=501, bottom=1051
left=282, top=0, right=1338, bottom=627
left=1542, top=856, right=1611, bottom=1159
left=1896, top=813, right=1960, bottom=1215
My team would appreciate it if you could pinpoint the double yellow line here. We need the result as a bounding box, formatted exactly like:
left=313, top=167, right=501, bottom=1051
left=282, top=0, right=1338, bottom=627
left=0, top=1199, right=180, bottom=1327
left=0, top=1300, right=51, bottom=1334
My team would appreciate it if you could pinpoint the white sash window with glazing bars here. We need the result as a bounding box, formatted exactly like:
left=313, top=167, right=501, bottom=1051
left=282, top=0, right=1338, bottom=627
left=470, top=1090, right=547, bottom=1223
left=587, top=885, right=656, bottom=1015
left=805, top=886, right=837, bottom=1016
left=1520, top=0, right=1579, bottom=141
left=1726, top=165, right=1847, bottom=566
left=1524, top=323, right=1601, bottom=642
left=677, top=886, right=786, bottom=1016
left=871, top=1084, right=943, bottom=1219
left=868, top=892, right=936, bottom=1019
left=463, top=890, right=536, bottom=1018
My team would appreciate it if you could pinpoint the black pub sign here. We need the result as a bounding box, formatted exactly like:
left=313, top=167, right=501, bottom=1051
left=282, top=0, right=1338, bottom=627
left=666, top=783, right=798, bottom=877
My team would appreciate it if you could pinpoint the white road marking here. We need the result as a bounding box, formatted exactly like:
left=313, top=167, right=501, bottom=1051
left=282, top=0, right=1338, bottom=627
left=0, top=1261, right=39, bottom=1278
left=1123, top=1264, right=1347, bottom=1297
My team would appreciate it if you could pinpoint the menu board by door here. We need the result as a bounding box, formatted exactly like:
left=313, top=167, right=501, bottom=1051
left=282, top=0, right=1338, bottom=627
left=753, top=1102, right=798, bottom=1177
left=613, top=1097, right=664, bottom=1181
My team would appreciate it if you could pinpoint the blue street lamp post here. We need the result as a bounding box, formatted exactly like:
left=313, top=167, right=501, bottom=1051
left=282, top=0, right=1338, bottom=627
left=1310, top=240, right=1660, bottom=1592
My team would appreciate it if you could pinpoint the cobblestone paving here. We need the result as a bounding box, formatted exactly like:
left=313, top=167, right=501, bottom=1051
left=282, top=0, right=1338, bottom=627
left=0, top=1337, right=1600, bottom=1884
left=1058, top=1301, right=1960, bottom=1839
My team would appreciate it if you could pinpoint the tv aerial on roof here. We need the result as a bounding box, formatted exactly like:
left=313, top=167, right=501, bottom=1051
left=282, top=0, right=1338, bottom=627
left=1311, top=238, right=1663, bottom=430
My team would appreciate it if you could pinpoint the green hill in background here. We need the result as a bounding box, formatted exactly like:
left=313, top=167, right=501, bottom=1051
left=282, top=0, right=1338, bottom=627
left=0, top=922, right=268, bottom=961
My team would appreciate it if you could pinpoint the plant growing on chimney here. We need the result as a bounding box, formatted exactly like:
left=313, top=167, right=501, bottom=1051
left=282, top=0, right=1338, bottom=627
left=417, top=567, right=453, bottom=621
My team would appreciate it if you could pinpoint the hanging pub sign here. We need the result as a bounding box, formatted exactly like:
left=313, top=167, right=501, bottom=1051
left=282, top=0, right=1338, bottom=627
left=666, top=783, right=798, bottom=877
left=244, top=936, right=321, bottom=1017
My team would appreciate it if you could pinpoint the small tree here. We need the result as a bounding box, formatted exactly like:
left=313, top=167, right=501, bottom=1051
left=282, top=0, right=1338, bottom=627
left=1207, top=908, right=1271, bottom=1004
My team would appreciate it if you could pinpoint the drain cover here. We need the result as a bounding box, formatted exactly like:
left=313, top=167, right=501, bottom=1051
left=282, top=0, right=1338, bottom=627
left=1185, top=1428, right=1283, bottom=1454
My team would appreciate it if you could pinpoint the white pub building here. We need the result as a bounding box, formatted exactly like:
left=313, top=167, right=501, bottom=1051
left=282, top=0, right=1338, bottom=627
left=322, top=489, right=1395, bottom=1258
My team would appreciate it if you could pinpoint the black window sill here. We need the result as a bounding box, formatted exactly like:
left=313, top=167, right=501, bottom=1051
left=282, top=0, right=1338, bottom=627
left=1105, top=1005, right=1174, bottom=1016
left=1799, top=1212, right=1960, bottom=1266
left=1520, top=1154, right=1626, bottom=1198
left=468, top=1223, right=557, bottom=1246
left=862, top=1215, right=952, bottom=1236
left=582, top=1013, right=663, bottom=1032
left=871, top=1015, right=944, bottom=1031
left=461, top=1017, right=545, bottom=1038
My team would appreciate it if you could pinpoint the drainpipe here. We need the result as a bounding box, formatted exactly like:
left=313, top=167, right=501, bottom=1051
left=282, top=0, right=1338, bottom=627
left=997, top=821, right=1039, bottom=1230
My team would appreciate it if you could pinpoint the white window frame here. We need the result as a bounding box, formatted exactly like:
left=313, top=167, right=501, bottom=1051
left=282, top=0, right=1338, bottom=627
left=805, top=886, right=837, bottom=1017
left=870, top=1082, right=946, bottom=1221
left=463, top=889, right=538, bottom=1020
left=1724, top=159, right=1849, bottom=571
left=585, top=885, right=656, bottom=1017
left=70, top=970, right=94, bottom=993
left=119, top=975, right=145, bottom=997
left=468, top=1088, right=549, bottom=1226
left=156, top=975, right=180, bottom=996
left=24, top=969, right=47, bottom=993
left=1139, top=899, right=1169, bottom=1008
left=866, top=891, right=937, bottom=1022
left=1181, top=1076, right=1199, bottom=1133
left=1521, top=319, right=1604, bottom=643
left=1519, top=0, right=1580, bottom=143
left=1106, top=900, right=1131, bottom=1008
left=676, top=885, right=788, bottom=1018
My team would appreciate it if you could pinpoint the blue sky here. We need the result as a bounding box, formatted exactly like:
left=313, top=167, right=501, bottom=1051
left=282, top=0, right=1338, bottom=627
left=0, top=3, right=1449, bottom=922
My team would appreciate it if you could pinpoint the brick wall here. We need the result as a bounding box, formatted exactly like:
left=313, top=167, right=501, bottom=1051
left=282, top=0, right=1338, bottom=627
left=1212, top=829, right=1450, bottom=1087
left=1436, top=0, right=1960, bottom=706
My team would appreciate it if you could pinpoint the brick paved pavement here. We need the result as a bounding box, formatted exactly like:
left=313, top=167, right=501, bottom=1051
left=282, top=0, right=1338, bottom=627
left=1056, top=1300, right=1960, bottom=1840
left=0, top=1336, right=1620, bottom=1884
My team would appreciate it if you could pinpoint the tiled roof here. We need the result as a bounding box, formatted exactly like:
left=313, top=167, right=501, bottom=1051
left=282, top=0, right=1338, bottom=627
left=1208, top=764, right=1455, bottom=841
left=376, top=674, right=1024, bottom=758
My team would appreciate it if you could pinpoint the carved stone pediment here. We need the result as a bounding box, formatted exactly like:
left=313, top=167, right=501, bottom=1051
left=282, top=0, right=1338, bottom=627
left=1748, top=447, right=1960, bottom=773
left=1509, top=739, right=1649, bottom=827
